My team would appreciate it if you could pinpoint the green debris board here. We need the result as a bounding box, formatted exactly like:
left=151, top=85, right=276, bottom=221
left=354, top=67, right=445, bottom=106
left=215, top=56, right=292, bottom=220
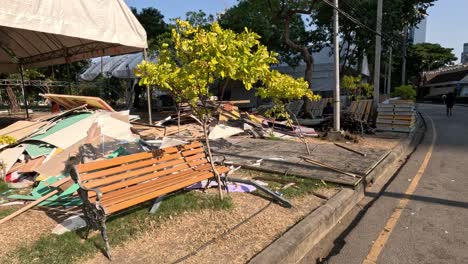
left=24, top=141, right=55, bottom=158
left=8, top=175, right=82, bottom=206
left=24, top=113, right=92, bottom=158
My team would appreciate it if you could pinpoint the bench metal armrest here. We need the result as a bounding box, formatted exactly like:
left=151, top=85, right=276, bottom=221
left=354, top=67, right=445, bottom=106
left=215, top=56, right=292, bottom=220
left=70, top=166, right=103, bottom=202
left=210, top=154, right=226, bottom=165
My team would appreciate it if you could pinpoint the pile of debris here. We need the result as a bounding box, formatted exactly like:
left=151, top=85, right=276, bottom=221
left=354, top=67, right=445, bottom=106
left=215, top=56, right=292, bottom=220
left=376, top=99, right=416, bottom=133
left=131, top=100, right=319, bottom=143
left=0, top=94, right=143, bottom=204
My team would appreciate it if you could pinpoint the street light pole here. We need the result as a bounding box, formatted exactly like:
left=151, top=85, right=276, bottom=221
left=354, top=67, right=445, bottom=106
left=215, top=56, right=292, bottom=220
left=387, top=46, right=393, bottom=94
left=333, top=0, right=340, bottom=132
left=401, top=26, right=408, bottom=85
left=373, top=0, right=383, bottom=105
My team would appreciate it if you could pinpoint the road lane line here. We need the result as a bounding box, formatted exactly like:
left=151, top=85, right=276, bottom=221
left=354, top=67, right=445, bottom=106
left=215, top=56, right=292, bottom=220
left=362, top=113, right=437, bottom=264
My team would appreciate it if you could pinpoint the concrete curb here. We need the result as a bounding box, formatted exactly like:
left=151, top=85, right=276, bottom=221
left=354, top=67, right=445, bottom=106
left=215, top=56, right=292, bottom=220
left=249, top=186, right=364, bottom=264
left=249, top=114, right=426, bottom=264
left=365, top=113, right=426, bottom=184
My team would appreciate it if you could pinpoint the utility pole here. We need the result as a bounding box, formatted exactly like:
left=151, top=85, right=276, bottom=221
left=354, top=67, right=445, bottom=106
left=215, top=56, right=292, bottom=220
left=333, top=0, right=340, bottom=132
left=387, top=46, right=393, bottom=94
left=401, top=26, right=408, bottom=85
left=373, top=0, right=383, bottom=105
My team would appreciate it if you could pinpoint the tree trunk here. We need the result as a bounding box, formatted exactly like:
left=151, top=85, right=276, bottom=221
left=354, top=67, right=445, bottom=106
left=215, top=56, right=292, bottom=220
left=202, top=121, right=224, bottom=200
left=282, top=11, right=314, bottom=118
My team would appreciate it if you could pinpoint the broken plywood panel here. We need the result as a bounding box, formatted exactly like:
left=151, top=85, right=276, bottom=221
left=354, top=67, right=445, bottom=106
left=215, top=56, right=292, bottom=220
left=43, top=94, right=114, bottom=111
left=0, top=121, right=47, bottom=141
left=0, top=145, right=25, bottom=174
left=211, top=138, right=389, bottom=186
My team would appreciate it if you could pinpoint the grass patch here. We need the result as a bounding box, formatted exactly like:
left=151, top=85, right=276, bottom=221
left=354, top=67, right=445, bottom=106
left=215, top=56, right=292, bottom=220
left=0, top=181, right=9, bottom=193
left=0, top=207, right=17, bottom=219
left=238, top=169, right=335, bottom=199
left=5, top=191, right=232, bottom=264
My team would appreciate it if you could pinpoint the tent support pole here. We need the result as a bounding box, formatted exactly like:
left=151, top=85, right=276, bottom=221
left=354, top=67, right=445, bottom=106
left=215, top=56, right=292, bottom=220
left=67, top=63, right=72, bottom=94
left=19, top=64, right=29, bottom=119
left=144, top=49, right=152, bottom=125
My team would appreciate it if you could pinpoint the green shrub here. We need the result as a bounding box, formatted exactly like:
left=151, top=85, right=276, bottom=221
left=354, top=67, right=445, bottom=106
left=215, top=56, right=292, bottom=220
left=391, top=85, right=416, bottom=100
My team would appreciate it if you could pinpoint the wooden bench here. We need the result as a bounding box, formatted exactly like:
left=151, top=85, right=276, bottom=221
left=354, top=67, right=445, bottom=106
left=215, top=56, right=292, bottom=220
left=70, top=141, right=229, bottom=259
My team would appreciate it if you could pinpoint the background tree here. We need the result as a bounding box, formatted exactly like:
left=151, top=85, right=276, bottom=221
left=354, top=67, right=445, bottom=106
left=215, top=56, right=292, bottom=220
left=131, top=7, right=168, bottom=39
left=406, top=42, right=457, bottom=84
left=310, top=0, right=436, bottom=77
left=219, top=0, right=436, bottom=113
left=341, top=75, right=372, bottom=98
left=136, top=20, right=314, bottom=199
left=185, top=10, right=214, bottom=28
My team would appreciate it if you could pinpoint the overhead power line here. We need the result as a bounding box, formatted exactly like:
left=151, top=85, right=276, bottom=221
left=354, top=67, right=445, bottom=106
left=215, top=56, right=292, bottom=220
left=321, top=0, right=383, bottom=37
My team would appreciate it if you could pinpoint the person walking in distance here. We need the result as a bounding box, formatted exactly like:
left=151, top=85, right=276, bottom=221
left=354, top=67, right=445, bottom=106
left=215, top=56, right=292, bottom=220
left=445, top=92, right=456, bottom=117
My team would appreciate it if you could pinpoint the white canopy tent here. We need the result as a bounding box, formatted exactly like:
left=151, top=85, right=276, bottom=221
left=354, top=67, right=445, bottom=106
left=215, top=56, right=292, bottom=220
left=79, top=52, right=154, bottom=81
left=0, top=0, right=153, bottom=122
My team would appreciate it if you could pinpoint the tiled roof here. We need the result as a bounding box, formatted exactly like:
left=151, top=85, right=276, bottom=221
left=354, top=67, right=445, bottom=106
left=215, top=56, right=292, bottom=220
left=427, top=68, right=468, bottom=84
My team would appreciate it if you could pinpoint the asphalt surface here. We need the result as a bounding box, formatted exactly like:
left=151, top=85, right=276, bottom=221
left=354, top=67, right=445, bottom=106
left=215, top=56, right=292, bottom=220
left=322, top=104, right=468, bottom=264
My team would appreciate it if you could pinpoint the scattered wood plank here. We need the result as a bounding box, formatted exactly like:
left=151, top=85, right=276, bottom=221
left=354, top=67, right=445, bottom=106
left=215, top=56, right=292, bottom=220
left=300, top=156, right=361, bottom=178
left=334, top=143, right=367, bottom=157
left=0, top=177, right=71, bottom=225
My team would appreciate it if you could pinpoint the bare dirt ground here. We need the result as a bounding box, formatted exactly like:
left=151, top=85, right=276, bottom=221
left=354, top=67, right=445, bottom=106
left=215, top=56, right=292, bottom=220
left=0, top=207, right=56, bottom=258
left=81, top=188, right=339, bottom=264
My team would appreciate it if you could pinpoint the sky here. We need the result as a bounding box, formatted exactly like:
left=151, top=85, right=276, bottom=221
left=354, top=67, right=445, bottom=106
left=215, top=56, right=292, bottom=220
left=426, top=0, right=467, bottom=62
left=125, top=0, right=467, bottom=63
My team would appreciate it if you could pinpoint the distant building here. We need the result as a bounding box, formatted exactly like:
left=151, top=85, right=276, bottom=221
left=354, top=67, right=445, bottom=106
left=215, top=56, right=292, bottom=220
left=461, top=43, right=468, bottom=64
left=421, top=65, right=468, bottom=98
left=229, top=45, right=370, bottom=107
left=409, top=18, right=427, bottom=44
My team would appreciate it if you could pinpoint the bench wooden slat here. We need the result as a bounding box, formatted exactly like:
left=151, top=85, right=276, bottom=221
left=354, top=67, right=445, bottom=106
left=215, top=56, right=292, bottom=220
left=77, top=152, right=156, bottom=173
left=181, top=141, right=203, bottom=150
left=80, top=153, right=185, bottom=181
left=105, top=171, right=215, bottom=214
left=184, top=153, right=206, bottom=162
left=100, top=168, right=217, bottom=207
left=80, top=152, right=184, bottom=181
left=84, top=159, right=189, bottom=189
left=90, top=164, right=214, bottom=202
left=181, top=147, right=205, bottom=157
left=94, top=161, right=226, bottom=196
left=187, top=158, right=209, bottom=167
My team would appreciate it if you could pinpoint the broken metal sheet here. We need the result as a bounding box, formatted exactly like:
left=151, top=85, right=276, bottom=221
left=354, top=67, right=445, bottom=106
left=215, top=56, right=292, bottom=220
left=208, top=124, right=243, bottom=140
left=94, top=113, right=137, bottom=143
left=186, top=180, right=257, bottom=193
left=160, top=137, right=188, bottom=149
left=52, top=215, right=86, bottom=235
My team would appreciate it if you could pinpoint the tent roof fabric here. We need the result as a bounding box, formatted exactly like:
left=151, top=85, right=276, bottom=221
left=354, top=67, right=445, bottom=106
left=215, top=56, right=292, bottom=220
left=0, top=0, right=147, bottom=73
left=79, top=52, right=156, bottom=80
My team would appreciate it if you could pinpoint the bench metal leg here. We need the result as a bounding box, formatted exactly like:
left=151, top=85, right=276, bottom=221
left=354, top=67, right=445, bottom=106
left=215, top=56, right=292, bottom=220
left=100, top=216, right=112, bottom=260
left=149, top=195, right=165, bottom=214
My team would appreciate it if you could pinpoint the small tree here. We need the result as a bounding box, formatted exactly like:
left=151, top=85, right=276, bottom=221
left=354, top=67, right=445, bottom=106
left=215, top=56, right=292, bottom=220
left=341, top=75, right=372, bottom=99
left=136, top=20, right=314, bottom=198
left=391, top=84, right=416, bottom=101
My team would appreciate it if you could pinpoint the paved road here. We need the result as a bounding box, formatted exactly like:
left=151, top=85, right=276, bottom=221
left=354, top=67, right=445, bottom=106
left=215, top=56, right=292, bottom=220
left=323, top=104, right=468, bottom=264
